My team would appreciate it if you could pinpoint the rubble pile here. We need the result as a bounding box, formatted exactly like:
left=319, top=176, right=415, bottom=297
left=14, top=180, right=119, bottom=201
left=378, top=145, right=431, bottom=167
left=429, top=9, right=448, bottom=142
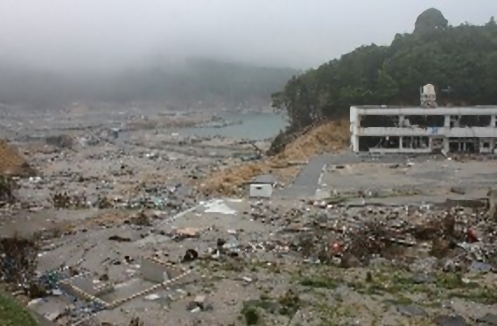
left=51, top=192, right=88, bottom=209
left=0, top=235, right=40, bottom=295
left=282, top=204, right=497, bottom=272
left=45, top=134, right=74, bottom=149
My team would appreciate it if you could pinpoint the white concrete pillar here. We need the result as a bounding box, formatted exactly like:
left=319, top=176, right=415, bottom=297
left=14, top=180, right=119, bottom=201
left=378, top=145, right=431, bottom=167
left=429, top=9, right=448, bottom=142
left=444, top=115, right=450, bottom=128
left=443, top=138, right=449, bottom=153
left=491, top=115, right=496, bottom=127
left=350, top=108, right=359, bottom=152
left=351, top=135, right=359, bottom=152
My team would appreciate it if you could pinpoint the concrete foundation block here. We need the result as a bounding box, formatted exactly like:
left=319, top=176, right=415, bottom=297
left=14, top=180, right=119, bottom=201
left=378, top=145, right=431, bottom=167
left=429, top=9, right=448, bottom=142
left=140, top=258, right=169, bottom=283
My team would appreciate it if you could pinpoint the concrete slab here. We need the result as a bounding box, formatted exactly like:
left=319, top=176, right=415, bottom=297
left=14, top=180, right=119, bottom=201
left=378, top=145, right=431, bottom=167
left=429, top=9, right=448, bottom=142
left=317, top=158, right=497, bottom=203
left=140, top=257, right=169, bottom=283
left=99, top=278, right=156, bottom=304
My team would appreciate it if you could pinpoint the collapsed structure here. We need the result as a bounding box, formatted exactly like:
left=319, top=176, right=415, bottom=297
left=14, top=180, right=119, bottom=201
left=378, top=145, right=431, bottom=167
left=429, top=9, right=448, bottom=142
left=350, top=84, right=497, bottom=154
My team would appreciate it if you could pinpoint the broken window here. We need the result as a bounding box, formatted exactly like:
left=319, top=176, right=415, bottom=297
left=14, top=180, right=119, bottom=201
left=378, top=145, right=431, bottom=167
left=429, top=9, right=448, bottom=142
left=449, top=138, right=478, bottom=153
left=401, top=136, right=429, bottom=149
left=459, top=115, right=491, bottom=127
left=431, top=138, right=444, bottom=150
left=449, top=116, right=458, bottom=128
left=404, top=115, right=444, bottom=128
left=360, top=115, right=398, bottom=128
left=358, top=136, right=400, bottom=151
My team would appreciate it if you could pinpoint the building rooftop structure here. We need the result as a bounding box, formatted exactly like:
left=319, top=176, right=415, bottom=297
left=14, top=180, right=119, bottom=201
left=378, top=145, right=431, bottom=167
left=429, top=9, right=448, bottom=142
left=350, top=85, right=497, bottom=154
left=251, top=174, right=277, bottom=184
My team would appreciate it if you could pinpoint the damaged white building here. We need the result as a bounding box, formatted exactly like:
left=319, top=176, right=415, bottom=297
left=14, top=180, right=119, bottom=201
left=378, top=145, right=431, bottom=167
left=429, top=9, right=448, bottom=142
left=350, top=84, right=497, bottom=154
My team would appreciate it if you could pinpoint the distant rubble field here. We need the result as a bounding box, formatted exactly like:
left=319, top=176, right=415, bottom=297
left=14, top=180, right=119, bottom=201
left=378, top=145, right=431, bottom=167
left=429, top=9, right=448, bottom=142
left=198, top=120, right=349, bottom=196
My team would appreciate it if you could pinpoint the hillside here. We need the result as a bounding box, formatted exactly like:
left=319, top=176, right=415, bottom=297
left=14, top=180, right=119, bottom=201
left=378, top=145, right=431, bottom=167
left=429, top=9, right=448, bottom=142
left=109, top=58, right=298, bottom=109
left=0, top=58, right=297, bottom=110
left=271, top=8, right=497, bottom=139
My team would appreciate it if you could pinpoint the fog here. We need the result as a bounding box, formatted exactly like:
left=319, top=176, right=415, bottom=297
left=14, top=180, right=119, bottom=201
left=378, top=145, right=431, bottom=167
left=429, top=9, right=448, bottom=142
left=1, top=0, right=496, bottom=72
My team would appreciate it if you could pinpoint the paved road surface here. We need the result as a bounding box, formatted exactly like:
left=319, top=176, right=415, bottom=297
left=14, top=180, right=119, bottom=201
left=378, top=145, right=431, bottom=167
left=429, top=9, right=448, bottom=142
left=277, top=152, right=439, bottom=199
left=277, top=154, right=330, bottom=198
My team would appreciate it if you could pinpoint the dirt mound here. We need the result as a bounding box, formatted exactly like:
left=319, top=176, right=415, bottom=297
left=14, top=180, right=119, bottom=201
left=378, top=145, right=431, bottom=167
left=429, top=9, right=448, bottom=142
left=0, top=140, right=36, bottom=177
left=275, top=120, right=349, bottom=161
left=199, top=120, right=349, bottom=196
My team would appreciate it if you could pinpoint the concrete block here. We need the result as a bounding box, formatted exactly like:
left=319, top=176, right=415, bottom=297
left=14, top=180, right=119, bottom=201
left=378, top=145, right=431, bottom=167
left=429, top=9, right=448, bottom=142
left=71, top=276, right=96, bottom=295
left=249, top=184, right=273, bottom=198
left=140, top=258, right=168, bottom=283
left=314, top=189, right=331, bottom=200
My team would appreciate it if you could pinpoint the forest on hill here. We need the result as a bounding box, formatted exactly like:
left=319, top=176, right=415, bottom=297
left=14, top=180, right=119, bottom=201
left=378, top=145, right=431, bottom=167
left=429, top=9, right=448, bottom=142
left=0, top=58, right=297, bottom=110
left=108, top=58, right=297, bottom=110
left=271, top=8, right=497, bottom=132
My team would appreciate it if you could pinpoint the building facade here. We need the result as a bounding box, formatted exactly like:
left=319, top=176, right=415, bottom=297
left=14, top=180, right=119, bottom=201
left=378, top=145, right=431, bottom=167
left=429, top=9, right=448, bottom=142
left=350, top=106, right=497, bottom=154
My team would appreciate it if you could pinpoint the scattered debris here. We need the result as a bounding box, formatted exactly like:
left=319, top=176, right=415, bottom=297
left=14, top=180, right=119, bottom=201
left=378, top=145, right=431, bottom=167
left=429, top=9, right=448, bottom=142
left=45, top=134, right=73, bottom=149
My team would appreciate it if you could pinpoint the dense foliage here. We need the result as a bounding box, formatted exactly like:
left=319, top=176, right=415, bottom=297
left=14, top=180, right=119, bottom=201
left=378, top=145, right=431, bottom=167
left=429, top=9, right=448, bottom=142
left=0, top=58, right=296, bottom=110
left=271, top=8, right=497, bottom=130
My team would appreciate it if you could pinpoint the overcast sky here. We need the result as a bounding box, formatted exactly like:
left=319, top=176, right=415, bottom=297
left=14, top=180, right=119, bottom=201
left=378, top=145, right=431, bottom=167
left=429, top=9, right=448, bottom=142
left=0, top=0, right=496, bottom=72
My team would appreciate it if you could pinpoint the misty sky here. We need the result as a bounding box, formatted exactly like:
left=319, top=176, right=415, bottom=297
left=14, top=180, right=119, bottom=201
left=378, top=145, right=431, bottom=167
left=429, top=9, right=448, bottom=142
left=1, top=0, right=496, bottom=72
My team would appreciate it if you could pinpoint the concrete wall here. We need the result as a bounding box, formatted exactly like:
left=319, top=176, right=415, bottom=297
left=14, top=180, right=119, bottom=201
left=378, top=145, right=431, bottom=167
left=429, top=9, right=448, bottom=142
left=357, top=127, right=497, bottom=138
left=350, top=106, right=497, bottom=153
left=353, top=107, right=497, bottom=116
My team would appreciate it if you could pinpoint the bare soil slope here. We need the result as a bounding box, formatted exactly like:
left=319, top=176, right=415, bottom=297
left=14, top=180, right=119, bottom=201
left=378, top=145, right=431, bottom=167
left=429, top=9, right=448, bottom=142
left=0, top=140, right=36, bottom=177
left=199, top=120, right=349, bottom=196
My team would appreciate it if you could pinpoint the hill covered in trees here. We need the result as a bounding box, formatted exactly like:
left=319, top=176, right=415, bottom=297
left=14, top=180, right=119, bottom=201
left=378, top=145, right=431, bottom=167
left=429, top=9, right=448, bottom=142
left=271, top=8, right=497, bottom=134
left=0, top=58, right=297, bottom=110
left=108, top=58, right=297, bottom=110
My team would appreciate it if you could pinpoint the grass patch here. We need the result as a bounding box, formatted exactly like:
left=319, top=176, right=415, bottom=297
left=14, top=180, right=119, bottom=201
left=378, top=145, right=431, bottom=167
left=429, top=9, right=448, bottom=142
left=240, top=290, right=302, bottom=325
left=0, top=293, right=37, bottom=326
left=299, top=267, right=497, bottom=306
